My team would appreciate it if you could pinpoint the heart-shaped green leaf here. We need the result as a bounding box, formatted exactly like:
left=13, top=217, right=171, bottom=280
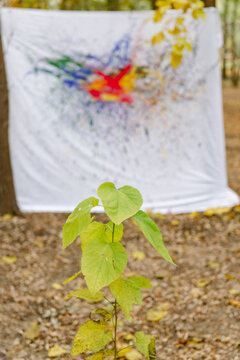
left=80, top=221, right=105, bottom=251
left=67, top=289, right=104, bottom=302
left=110, top=277, right=142, bottom=321
left=71, top=320, right=112, bottom=356
left=62, top=197, right=98, bottom=249
left=82, top=237, right=128, bottom=294
left=134, top=331, right=156, bottom=359
left=97, top=182, right=142, bottom=225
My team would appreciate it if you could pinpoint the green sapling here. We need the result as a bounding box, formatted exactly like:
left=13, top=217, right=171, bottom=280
left=62, top=182, right=174, bottom=359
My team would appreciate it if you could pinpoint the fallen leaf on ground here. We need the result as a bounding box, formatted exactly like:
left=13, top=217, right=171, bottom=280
left=171, top=219, right=179, bottom=226
left=225, top=273, right=235, bottom=280
left=125, top=349, right=142, bottom=360
left=24, top=323, right=40, bottom=340
left=2, top=214, right=12, bottom=221
left=189, top=212, right=199, bottom=219
left=156, top=302, right=170, bottom=311
left=234, top=205, right=240, bottom=213
left=48, top=345, right=67, bottom=357
left=52, top=283, right=62, bottom=290
left=208, top=262, right=220, bottom=269
left=204, top=207, right=231, bottom=216
left=2, top=256, right=17, bottom=264
left=156, top=270, right=169, bottom=279
left=197, top=279, right=211, bottom=288
left=33, top=240, right=44, bottom=247
left=229, top=289, right=240, bottom=295
left=132, top=251, right=145, bottom=260
left=228, top=299, right=240, bottom=307
left=123, top=333, right=135, bottom=341
left=146, top=309, right=166, bottom=321
left=118, top=346, right=132, bottom=357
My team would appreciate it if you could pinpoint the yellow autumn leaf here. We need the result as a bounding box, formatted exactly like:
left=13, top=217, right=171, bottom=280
left=48, top=345, right=68, bottom=357
left=176, top=17, right=185, bottom=25
left=189, top=211, right=199, bottom=219
left=204, top=207, right=231, bottom=217
left=234, top=205, right=240, bottom=213
left=171, top=219, right=179, bottom=226
left=156, top=0, right=172, bottom=7
left=125, top=349, right=142, bottom=360
left=152, top=31, right=165, bottom=45
left=168, top=26, right=181, bottom=36
left=173, top=0, right=190, bottom=12
left=225, top=273, right=235, bottom=281
left=2, top=214, right=12, bottom=221
left=123, top=333, right=135, bottom=341
left=204, top=208, right=215, bottom=216
left=157, top=302, right=171, bottom=311
left=186, top=42, right=192, bottom=52
left=146, top=309, right=167, bottom=321
left=153, top=5, right=170, bottom=22
left=229, top=289, right=240, bottom=295
left=33, top=240, right=44, bottom=248
left=133, top=251, right=146, bottom=260
left=208, top=262, right=220, bottom=269
left=228, top=299, right=240, bottom=308
left=192, top=8, right=206, bottom=20
left=24, top=323, right=40, bottom=340
left=62, top=270, right=82, bottom=284
left=171, top=51, right=183, bottom=68
left=52, top=283, right=62, bottom=290
left=2, top=255, right=17, bottom=264
left=197, top=279, right=211, bottom=288
left=118, top=346, right=132, bottom=357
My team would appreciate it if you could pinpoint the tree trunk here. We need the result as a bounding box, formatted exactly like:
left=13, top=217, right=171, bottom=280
left=151, top=0, right=157, bottom=10
left=0, top=36, right=20, bottom=215
left=107, top=0, right=119, bottom=11
left=231, top=0, right=239, bottom=86
left=222, top=0, right=230, bottom=79
left=203, top=0, right=215, bottom=6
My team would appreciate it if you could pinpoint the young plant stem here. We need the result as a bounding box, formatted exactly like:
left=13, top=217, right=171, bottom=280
left=112, top=223, right=115, bottom=243
left=113, top=299, right=118, bottom=360
left=112, top=223, right=118, bottom=359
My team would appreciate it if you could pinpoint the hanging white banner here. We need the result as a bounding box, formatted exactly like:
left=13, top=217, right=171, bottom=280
left=0, top=8, right=238, bottom=213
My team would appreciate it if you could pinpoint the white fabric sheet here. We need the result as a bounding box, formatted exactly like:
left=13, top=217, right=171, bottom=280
left=0, top=8, right=238, bottom=213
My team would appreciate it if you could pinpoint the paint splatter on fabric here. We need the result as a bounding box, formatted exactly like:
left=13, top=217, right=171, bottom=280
left=1, top=8, right=238, bottom=213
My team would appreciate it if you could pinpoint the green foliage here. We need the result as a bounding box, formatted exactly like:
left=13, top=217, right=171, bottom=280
left=129, top=276, right=152, bottom=289
left=62, top=197, right=98, bottom=249
left=134, top=331, right=156, bottom=359
left=97, top=182, right=142, bottom=225
left=148, top=337, right=157, bottom=360
left=105, top=221, right=123, bottom=242
left=82, top=237, right=128, bottom=294
left=110, top=277, right=142, bottom=321
left=62, top=182, right=174, bottom=359
left=92, top=308, right=113, bottom=321
left=85, top=349, right=114, bottom=360
left=62, top=270, right=82, bottom=284
left=67, top=289, right=104, bottom=302
left=133, top=210, right=174, bottom=264
left=71, top=320, right=112, bottom=356
left=81, top=221, right=105, bottom=251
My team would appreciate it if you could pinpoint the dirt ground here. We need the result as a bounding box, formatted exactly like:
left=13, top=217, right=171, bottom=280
left=0, top=87, right=240, bottom=360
